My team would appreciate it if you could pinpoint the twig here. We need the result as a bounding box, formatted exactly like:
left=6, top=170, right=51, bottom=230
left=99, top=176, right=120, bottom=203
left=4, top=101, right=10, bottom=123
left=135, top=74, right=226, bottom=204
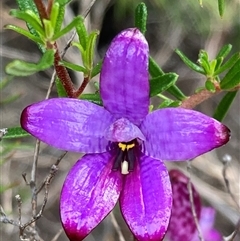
left=223, top=218, right=240, bottom=241
left=221, top=154, right=240, bottom=209
left=50, top=229, right=63, bottom=241
left=83, top=0, right=98, bottom=18
left=187, top=162, right=204, bottom=241
left=109, top=212, right=126, bottom=241
left=180, top=89, right=220, bottom=109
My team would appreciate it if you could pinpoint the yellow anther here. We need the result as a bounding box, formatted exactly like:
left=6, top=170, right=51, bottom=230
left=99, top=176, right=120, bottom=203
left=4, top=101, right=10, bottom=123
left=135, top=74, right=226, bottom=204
left=118, top=142, right=135, bottom=151
left=118, top=143, right=127, bottom=151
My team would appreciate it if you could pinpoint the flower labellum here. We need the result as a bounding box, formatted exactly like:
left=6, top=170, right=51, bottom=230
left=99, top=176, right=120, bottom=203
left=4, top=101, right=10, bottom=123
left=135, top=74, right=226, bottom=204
left=21, top=28, right=230, bottom=241
left=167, top=170, right=222, bottom=241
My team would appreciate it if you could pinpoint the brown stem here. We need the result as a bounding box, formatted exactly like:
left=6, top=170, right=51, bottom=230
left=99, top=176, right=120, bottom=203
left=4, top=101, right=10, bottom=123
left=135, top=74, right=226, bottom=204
left=47, top=0, right=54, bottom=16
left=34, top=0, right=49, bottom=20
left=180, top=89, right=221, bottom=109
left=53, top=43, right=76, bottom=97
left=73, top=76, right=90, bottom=98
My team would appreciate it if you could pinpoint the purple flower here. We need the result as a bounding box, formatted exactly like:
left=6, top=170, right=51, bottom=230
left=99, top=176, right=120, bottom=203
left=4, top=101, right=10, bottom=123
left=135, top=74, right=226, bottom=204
left=167, top=169, right=222, bottom=241
left=20, top=28, right=229, bottom=241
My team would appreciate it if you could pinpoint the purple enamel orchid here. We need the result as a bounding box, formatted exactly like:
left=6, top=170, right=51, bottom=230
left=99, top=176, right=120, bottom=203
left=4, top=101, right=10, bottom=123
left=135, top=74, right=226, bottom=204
left=167, top=170, right=221, bottom=241
left=20, top=28, right=230, bottom=241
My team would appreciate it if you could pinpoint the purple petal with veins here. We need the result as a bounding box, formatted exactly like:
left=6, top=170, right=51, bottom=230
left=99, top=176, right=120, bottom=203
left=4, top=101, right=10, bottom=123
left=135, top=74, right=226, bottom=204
left=21, top=98, right=115, bottom=153
left=100, top=28, right=150, bottom=126
left=167, top=170, right=201, bottom=241
left=120, top=153, right=172, bottom=241
left=140, top=108, right=230, bottom=161
left=105, top=117, right=145, bottom=142
left=60, top=152, right=123, bottom=240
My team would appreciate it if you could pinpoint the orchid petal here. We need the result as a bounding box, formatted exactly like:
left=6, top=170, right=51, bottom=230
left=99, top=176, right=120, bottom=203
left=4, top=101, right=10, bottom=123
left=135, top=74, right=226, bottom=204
left=167, top=170, right=201, bottom=241
left=60, top=152, right=123, bottom=240
left=100, top=28, right=150, bottom=126
left=120, top=153, right=172, bottom=241
left=140, top=108, right=230, bottom=161
left=21, top=98, right=115, bottom=153
left=105, top=117, right=145, bottom=142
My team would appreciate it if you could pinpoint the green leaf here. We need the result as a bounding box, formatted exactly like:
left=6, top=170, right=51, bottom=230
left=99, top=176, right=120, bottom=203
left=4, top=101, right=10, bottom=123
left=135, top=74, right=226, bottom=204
left=158, top=99, right=181, bottom=108
left=220, top=59, right=240, bottom=90
left=0, top=76, right=14, bottom=90
left=5, top=49, right=55, bottom=76
left=175, top=49, right=205, bottom=74
left=214, top=52, right=240, bottom=75
left=215, top=57, right=224, bottom=72
left=60, top=60, right=87, bottom=74
left=2, top=127, right=30, bottom=139
left=135, top=3, right=147, bottom=35
left=79, top=93, right=102, bottom=105
left=54, top=4, right=65, bottom=34
left=49, top=2, right=60, bottom=32
left=75, top=16, right=88, bottom=50
left=149, top=56, right=164, bottom=77
left=9, top=9, right=44, bottom=36
left=85, top=31, right=99, bottom=70
left=55, top=77, right=67, bottom=97
left=52, top=16, right=82, bottom=41
left=91, top=61, right=102, bottom=78
left=149, top=56, right=185, bottom=100
left=55, top=0, right=72, bottom=5
left=205, top=80, right=216, bottom=92
left=216, top=44, right=232, bottom=59
left=213, top=91, right=238, bottom=121
left=0, top=93, right=22, bottom=105
left=218, top=0, right=225, bottom=18
left=16, top=0, right=45, bottom=53
left=150, top=73, right=178, bottom=97
left=167, top=85, right=186, bottom=101
left=5, top=25, right=44, bottom=45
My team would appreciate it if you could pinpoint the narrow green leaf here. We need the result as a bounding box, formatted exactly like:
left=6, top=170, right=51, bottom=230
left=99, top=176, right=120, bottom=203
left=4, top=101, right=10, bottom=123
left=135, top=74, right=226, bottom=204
left=0, top=93, right=22, bottom=105
left=60, top=60, right=87, bottom=74
left=16, top=0, right=45, bottom=53
left=55, top=0, right=72, bottom=5
left=91, top=61, right=102, bottom=78
left=205, top=80, right=216, bottom=92
left=0, top=76, right=14, bottom=90
left=150, top=73, right=178, bottom=97
left=213, top=91, right=238, bottom=121
left=135, top=3, right=147, bottom=35
left=214, top=52, right=240, bottom=75
left=6, top=49, right=55, bottom=76
left=215, top=57, right=224, bottom=72
left=149, top=56, right=186, bottom=100
left=10, top=9, right=44, bottom=36
left=5, top=25, right=44, bottom=45
left=85, top=31, right=99, bottom=69
left=54, top=5, right=65, bottom=34
left=218, top=0, right=225, bottom=18
left=220, top=59, right=240, bottom=90
left=167, top=85, right=187, bottom=101
left=49, top=2, right=60, bottom=32
left=175, top=49, right=205, bottom=74
left=3, top=127, right=30, bottom=139
left=52, top=16, right=82, bottom=41
left=216, top=44, right=232, bottom=59
left=149, top=56, right=164, bottom=77
left=79, top=93, right=102, bottom=105
left=158, top=99, right=181, bottom=108
left=75, top=17, right=88, bottom=50
left=55, top=77, right=67, bottom=97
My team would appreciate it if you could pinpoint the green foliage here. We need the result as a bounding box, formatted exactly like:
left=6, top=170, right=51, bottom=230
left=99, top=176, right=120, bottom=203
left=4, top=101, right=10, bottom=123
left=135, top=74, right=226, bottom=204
left=5, top=50, right=55, bottom=76
left=135, top=3, right=147, bottom=35
left=3, top=127, right=30, bottom=139
left=213, top=91, right=238, bottom=121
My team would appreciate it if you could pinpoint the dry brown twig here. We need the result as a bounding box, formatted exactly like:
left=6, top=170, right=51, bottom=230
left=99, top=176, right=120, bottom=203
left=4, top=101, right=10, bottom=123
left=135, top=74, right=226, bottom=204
left=187, top=162, right=204, bottom=241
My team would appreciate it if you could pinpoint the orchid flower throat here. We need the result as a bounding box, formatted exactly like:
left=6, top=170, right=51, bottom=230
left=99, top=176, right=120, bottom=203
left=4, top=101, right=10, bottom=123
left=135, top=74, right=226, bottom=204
left=113, top=140, right=138, bottom=175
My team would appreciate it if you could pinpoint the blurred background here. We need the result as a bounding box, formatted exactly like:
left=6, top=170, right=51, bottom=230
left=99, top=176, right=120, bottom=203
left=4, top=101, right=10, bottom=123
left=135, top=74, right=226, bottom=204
left=1, top=0, right=240, bottom=240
